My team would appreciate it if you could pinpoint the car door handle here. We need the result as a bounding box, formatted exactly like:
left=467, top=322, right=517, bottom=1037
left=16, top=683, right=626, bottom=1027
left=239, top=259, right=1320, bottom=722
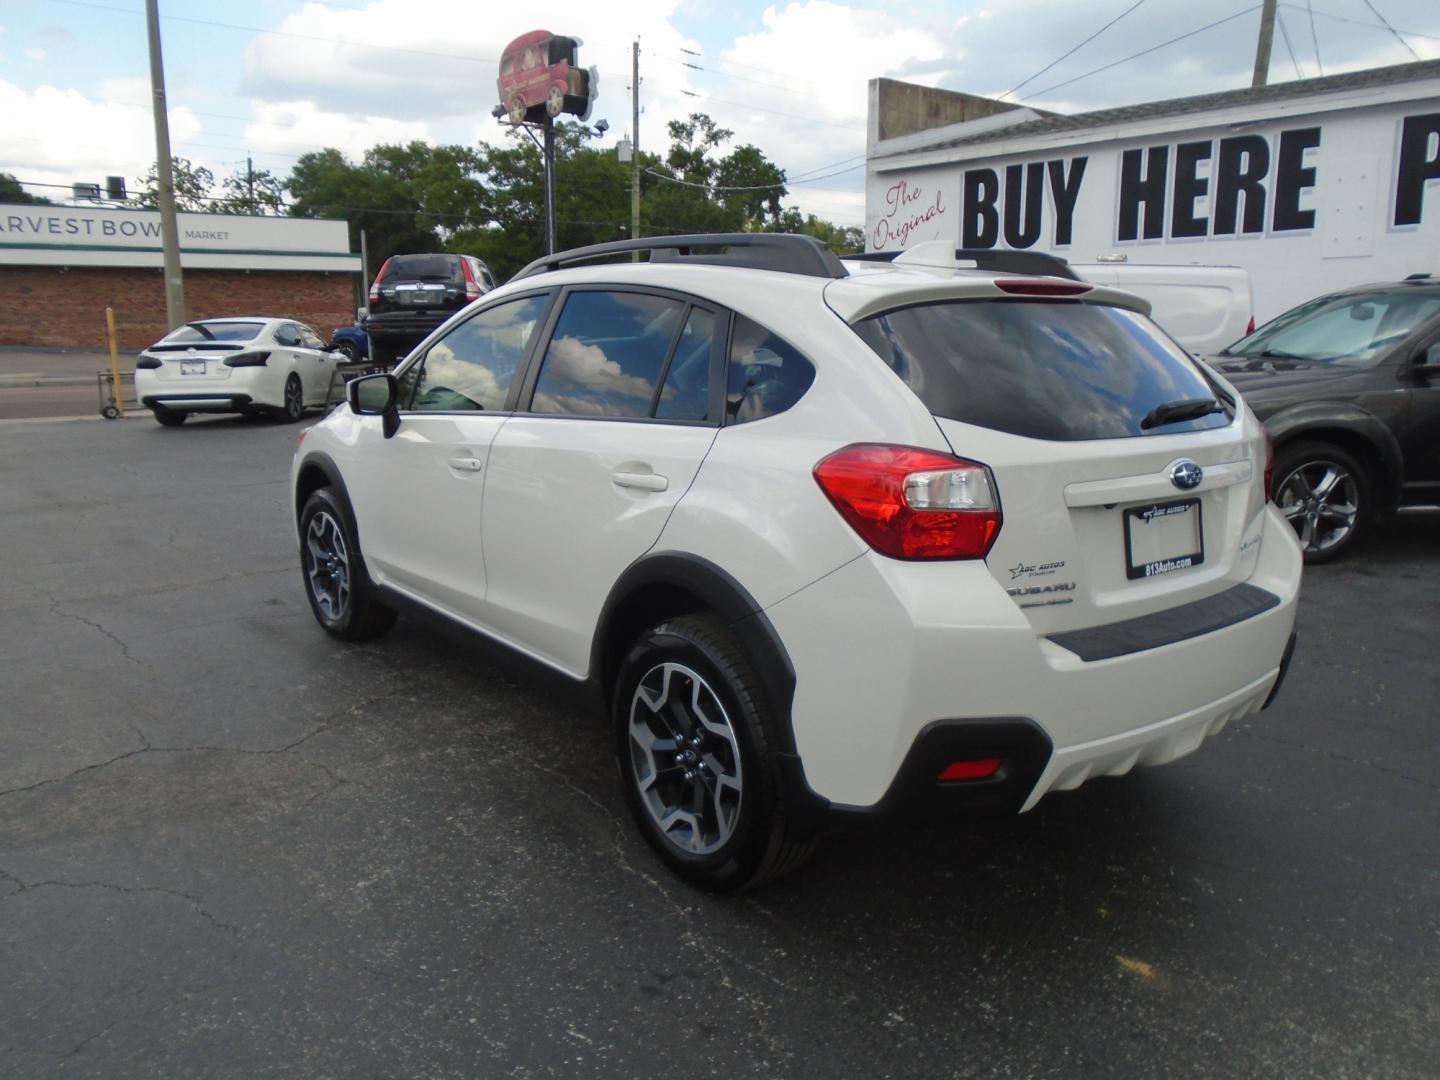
left=447, top=457, right=483, bottom=472
left=611, top=470, right=668, bottom=492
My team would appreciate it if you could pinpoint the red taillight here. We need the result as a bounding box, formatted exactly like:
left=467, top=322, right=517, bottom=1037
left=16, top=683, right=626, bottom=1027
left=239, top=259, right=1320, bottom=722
left=1246, top=316, right=1256, bottom=335
left=459, top=257, right=482, bottom=301
left=369, top=257, right=391, bottom=306
left=1263, top=426, right=1275, bottom=501
left=938, top=758, right=1004, bottom=782
left=813, top=444, right=1002, bottom=560
left=993, top=277, right=1093, bottom=297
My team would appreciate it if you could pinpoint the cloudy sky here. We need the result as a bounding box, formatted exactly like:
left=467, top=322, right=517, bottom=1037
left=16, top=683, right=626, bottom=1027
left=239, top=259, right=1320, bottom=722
left=1, top=0, right=1436, bottom=225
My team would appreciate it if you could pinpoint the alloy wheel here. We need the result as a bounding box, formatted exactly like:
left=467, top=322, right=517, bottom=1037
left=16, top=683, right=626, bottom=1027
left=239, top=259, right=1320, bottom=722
left=305, top=510, right=350, bottom=621
left=284, top=376, right=304, bottom=421
left=1276, top=458, right=1359, bottom=556
left=627, top=662, right=743, bottom=856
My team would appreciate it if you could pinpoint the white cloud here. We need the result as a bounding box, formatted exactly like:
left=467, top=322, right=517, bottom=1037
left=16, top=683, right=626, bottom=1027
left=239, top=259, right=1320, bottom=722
left=22, top=47, right=45, bottom=63
left=244, top=101, right=432, bottom=160
left=0, top=79, right=202, bottom=198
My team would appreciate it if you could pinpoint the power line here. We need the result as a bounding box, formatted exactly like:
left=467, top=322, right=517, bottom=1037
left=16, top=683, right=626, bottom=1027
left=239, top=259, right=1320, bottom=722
left=644, top=161, right=863, bottom=192
left=999, top=0, right=1148, bottom=101
left=1277, top=11, right=1305, bottom=78
left=1358, top=0, right=1420, bottom=59
left=1279, top=4, right=1439, bottom=43
left=1305, top=0, right=1324, bottom=76
left=1019, top=5, right=1263, bottom=101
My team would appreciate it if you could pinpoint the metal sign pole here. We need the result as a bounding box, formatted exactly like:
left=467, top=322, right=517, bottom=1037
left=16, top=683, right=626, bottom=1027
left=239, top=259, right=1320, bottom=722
left=543, top=116, right=558, bottom=255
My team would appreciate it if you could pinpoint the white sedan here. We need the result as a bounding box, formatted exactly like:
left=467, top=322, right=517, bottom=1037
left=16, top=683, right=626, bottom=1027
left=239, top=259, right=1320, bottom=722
left=135, top=317, right=340, bottom=426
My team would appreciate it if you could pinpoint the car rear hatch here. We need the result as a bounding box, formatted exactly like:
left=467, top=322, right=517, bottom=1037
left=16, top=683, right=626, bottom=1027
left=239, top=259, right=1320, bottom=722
left=372, top=254, right=466, bottom=314
left=842, top=286, right=1267, bottom=636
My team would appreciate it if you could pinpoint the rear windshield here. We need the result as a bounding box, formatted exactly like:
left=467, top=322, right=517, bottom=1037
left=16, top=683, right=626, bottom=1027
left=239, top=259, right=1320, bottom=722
left=381, top=255, right=461, bottom=283
left=851, top=300, right=1231, bottom=441
left=163, top=321, right=264, bottom=344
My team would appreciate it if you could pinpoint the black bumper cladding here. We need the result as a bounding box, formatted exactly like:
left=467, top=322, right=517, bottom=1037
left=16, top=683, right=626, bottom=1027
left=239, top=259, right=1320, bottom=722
left=1046, top=583, right=1282, bottom=663
left=781, top=718, right=1054, bottom=834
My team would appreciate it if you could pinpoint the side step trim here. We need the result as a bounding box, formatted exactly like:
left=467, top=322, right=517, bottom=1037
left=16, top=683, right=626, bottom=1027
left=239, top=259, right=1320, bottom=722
left=1047, top=583, right=1281, bottom=662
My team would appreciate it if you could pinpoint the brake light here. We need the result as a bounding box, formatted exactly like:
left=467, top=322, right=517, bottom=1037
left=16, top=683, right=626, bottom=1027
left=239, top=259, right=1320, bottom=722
left=369, top=258, right=391, bottom=306
left=135, top=355, right=162, bottom=369
left=1246, top=316, right=1256, bottom=335
left=938, top=758, right=1004, bottom=782
left=1263, top=426, right=1275, bottom=501
left=993, top=278, right=1093, bottom=297
left=460, top=257, right=482, bottom=301
left=223, top=351, right=271, bottom=368
left=813, top=444, right=1002, bottom=560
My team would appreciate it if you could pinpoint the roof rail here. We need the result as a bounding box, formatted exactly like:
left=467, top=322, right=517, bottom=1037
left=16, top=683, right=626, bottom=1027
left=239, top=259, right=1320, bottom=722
left=511, top=233, right=850, bottom=282
left=840, top=251, right=900, bottom=263
left=1404, top=272, right=1435, bottom=281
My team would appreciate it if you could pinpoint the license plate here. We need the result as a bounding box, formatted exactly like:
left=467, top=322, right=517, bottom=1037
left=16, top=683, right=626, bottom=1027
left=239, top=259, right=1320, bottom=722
left=180, top=360, right=206, bottom=375
left=1124, top=498, right=1203, bottom=579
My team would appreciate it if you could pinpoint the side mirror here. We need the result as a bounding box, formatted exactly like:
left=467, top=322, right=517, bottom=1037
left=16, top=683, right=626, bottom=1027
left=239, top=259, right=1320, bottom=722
left=1414, top=343, right=1440, bottom=379
left=348, top=372, right=401, bottom=438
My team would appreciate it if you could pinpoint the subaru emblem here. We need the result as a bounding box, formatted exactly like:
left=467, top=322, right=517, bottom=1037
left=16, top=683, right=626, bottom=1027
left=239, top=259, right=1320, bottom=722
left=1170, top=460, right=1204, bottom=490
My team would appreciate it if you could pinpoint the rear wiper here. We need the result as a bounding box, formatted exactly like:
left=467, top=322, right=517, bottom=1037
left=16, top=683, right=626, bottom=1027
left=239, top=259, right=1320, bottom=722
left=1258, top=348, right=1306, bottom=360
left=186, top=322, right=215, bottom=340
left=1141, top=397, right=1225, bottom=430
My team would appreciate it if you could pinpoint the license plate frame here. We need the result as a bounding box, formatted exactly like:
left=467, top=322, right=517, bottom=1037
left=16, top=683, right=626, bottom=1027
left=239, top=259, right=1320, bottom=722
left=1124, top=498, right=1203, bottom=580
left=179, top=359, right=206, bottom=375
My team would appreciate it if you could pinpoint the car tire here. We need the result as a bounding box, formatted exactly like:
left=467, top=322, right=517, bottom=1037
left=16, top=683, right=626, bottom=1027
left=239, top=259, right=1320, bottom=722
left=613, top=614, right=816, bottom=892
left=278, top=373, right=305, bottom=423
left=1273, top=440, right=1369, bottom=562
left=152, top=407, right=186, bottom=427
left=333, top=341, right=358, bottom=362
left=299, top=487, right=397, bottom=641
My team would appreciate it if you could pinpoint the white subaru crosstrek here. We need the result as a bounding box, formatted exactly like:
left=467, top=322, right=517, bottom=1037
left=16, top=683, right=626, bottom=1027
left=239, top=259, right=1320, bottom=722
left=136, top=317, right=340, bottom=426
left=291, top=234, right=1302, bottom=891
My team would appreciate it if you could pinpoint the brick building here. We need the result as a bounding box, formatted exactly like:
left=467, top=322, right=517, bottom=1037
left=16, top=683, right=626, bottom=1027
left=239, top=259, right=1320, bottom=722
left=0, top=204, right=361, bottom=349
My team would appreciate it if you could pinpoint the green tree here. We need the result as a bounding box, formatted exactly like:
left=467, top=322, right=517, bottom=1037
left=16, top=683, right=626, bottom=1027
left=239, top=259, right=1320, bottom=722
left=0, top=173, right=52, bottom=204
left=286, top=146, right=443, bottom=267
left=777, top=209, right=864, bottom=255
left=214, top=164, right=287, bottom=215
left=131, top=157, right=215, bottom=212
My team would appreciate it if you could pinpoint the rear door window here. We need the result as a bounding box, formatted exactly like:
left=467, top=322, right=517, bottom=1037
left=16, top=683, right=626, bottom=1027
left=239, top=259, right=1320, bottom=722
left=851, top=300, right=1231, bottom=440
left=382, top=255, right=461, bottom=283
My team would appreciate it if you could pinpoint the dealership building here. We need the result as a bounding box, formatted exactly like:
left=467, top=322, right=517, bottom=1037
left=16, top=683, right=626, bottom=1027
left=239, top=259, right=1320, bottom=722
left=0, top=205, right=361, bottom=349
left=865, top=60, right=1440, bottom=321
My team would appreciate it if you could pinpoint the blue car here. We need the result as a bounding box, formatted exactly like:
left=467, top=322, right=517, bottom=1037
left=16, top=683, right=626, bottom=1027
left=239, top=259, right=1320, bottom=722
left=327, top=325, right=369, bottom=362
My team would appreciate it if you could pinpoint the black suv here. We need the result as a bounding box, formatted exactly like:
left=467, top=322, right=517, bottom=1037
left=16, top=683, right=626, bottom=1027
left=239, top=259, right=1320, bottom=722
left=364, top=253, right=496, bottom=366
left=1207, top=275, right=1440, bottom=561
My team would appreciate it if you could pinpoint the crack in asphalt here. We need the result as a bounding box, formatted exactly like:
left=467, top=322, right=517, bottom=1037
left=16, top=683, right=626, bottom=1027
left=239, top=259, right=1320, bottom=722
left=1234, top=726, right=1440, bottom=793
left=0, top=686, right=403, bottom=799
left=0, top=875, right=238, bottom=934
left=46, top=594, right=150, bottom=671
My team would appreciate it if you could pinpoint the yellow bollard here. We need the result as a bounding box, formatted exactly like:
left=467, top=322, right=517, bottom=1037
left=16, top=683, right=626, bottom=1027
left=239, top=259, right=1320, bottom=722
left=105, top=306, right=125, bottom=418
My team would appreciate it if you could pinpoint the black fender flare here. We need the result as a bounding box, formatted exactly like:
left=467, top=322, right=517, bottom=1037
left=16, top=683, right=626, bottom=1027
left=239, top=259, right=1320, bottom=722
left=293, top=451, right=359, bottom=543
left=1262, top=402, right=1404, bottom=511
left=590, top=552, right=799, bottom=757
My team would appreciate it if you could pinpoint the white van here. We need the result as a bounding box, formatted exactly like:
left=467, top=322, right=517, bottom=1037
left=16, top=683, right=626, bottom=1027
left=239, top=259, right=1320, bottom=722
left=849, top=244, right=1254, bottom=356
left=1075, top=257, right=1254, bottom=356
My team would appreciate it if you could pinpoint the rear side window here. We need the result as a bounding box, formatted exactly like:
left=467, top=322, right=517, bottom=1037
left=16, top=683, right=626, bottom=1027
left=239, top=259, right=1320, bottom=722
left=726, top=316, right=815, bottom=424
left=531, top=291, right=686, bottom=418
left=852, top=301, right=1229, bottom=441
left=381, top=255, right=460, bottom=283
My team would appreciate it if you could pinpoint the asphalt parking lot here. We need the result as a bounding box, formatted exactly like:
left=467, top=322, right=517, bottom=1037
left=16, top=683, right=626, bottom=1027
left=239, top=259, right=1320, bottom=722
left=1, top=412, right=1436, bottom=1078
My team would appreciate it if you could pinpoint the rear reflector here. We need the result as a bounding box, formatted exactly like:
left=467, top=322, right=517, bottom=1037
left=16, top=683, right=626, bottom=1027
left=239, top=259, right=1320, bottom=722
left=814, top=444, right=1002, bottom=560
left=938, top=758, right=1004, bottom=782
left=994, top=278, right=1093, bottom=297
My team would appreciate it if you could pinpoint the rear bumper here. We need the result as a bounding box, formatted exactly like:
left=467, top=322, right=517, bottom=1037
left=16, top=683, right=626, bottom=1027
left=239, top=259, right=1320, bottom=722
left=363, top=312, right=454, bottom=344
left=765, top=503, right=1302, bottom=819
left=141, top=393, right=254, bottom=413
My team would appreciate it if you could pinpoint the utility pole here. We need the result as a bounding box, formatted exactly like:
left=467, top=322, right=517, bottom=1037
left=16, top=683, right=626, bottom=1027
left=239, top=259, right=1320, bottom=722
left=145, top=0, right=185, bottom=327
left=631, top=39, right=641, bottom=257
left=1252, top=0, right=1278, bottom=88
left=246, top=153, right=256, bottom=214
